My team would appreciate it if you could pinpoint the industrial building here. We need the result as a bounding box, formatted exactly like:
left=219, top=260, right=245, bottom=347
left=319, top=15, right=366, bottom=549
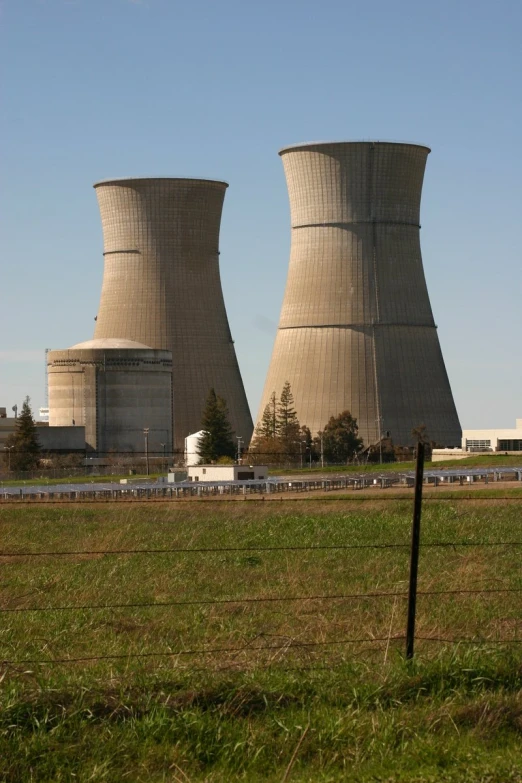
left=462, top=419, right=522, bottom=452
left=0, top=409, right=16, bottom=453
left=91, top=177, right=253, bottom=454
left=186, top=464, right=268, bottom=482
left=47, top=339, right=173, bottom=455
left=256, top=141, right=462, bottom=448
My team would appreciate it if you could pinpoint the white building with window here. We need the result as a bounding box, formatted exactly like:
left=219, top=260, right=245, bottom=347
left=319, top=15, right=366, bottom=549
left=187, top=465, right=268, bottom=482
left=462, top=419, right=522, bottom=452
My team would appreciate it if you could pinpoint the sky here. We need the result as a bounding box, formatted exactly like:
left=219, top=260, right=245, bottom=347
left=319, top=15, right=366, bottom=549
left=1, top=0, right=521, bottom=431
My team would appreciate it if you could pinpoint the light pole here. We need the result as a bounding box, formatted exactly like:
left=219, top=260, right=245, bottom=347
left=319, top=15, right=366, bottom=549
left=236, top=436, right=242, bottom=464
left=143, top=428, right=150, bottom=476
left=300, top=440, right=306, bottom=470
left=307, top=445, right=312, bottom=469
left=320, top=433, right=324, bottom=469
left=4, top=445, right=14, bottom=471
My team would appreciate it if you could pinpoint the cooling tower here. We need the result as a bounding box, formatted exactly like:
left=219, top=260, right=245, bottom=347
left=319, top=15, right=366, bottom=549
left=257, top=142, right=461, bottom=447
left=92, top=178, right=253, bottom=452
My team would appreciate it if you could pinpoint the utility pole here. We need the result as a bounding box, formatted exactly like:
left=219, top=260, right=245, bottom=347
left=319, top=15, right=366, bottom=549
left=320, top=433, right=324, bottom=469
left=236, top=436, right=242, bottom=464
left=143, top=428, right=150, bottom=476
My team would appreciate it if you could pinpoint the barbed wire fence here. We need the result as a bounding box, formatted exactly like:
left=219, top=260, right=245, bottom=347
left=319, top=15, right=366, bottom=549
left=1, top=445, right=521, bottom=670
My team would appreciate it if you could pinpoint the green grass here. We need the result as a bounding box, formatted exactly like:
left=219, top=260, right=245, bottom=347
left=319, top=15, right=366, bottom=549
left=274, top=453, right=522, bottom=475
left=0, top=472, right=162, bottom=487
left=1, top=499, right=521, bottom=781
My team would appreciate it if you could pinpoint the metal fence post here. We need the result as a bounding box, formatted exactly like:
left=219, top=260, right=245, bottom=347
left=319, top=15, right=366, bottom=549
left=406, top=441, right=425, bottom=660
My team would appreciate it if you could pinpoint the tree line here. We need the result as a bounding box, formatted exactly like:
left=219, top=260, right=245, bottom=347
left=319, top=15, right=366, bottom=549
left=197, top=382, right=364, bottom=465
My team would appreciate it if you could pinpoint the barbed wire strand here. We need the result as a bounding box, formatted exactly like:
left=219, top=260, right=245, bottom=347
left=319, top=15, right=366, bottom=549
left=2, top=587, right=522, bottom=614
left=0, top=635, right=404, bottom=666
left=4, top=633, right=522, bottom=667
left=2, top=540, right=522, bottom=558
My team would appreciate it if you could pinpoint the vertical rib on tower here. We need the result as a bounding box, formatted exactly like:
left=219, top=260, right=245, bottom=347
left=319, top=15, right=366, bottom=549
left=256, top=142, right=461, bottom=447
left=93, top=177, right=253, bottom=452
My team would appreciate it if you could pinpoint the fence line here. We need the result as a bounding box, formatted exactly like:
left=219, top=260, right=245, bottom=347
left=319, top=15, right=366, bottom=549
left=2, top=587, right=522, bottom=615
left=0, top=636, right=407, bottom=666
left=2, top=450, right=521, bottom=667
left=4, top=634, right=522, bottom=668
left=2, top=539, right=522, bottom=559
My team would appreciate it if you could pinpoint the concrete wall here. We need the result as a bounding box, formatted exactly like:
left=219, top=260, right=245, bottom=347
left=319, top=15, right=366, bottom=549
left=256, top=141, right=461, bottom=448
left=48, top=347, right=173, bottom=455
left=92, top=178, right=253, bottom=452
left=187, top=465, right=268, bottom=482
left=36, top=425, right=86, bottom=452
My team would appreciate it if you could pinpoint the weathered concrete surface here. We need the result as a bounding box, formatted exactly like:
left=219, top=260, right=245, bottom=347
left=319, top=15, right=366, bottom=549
left=92, top=178, right=253, bottom=453
left=48, top=345, right=172, bottom=455
left=257, top=141, right=461, bottom=448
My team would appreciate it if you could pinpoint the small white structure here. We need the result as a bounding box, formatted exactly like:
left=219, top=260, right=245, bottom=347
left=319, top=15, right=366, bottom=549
left=184, top=431, right=206, bottom=467
left=462, top=419, right=522, bottom=453
left=187, top=464, right=268, bottom=482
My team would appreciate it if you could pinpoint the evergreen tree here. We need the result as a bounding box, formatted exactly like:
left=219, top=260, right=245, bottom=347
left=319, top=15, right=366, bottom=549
left=255, top=393, right=277, bottom=439
left=4, top=397, right=41, bottom=471
left=197, top=388, right=236, bottom=463
left=317, top=410, right=363, bottom=464
left=276, top=381, right=301, bottom=459
left=249, top=384, right=308, bottom=465
left=249, top=393, right=280, bottom=464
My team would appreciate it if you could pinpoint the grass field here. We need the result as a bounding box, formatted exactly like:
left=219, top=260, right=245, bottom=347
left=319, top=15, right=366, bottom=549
left=1, top=498, right=522, bottom=781
left=276, top=453, right=522, bottom=475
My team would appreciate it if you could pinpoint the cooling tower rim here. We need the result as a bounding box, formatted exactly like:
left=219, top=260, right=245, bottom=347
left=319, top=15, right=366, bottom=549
left=93, top=177, right=229, bottom=189
left=278, top=140, right=431, bottom=156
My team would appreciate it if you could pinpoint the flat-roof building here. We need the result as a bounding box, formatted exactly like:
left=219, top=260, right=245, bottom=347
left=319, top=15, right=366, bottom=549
left=462, top=419, right=522, bottom=452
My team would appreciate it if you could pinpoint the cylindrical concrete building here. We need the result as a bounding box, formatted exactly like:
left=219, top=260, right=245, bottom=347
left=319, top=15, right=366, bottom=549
left=92, top=178, right=253, bottom=453
left=48, top=339, right=173, bottom=455
left=256, top=141, right=461, bottom=447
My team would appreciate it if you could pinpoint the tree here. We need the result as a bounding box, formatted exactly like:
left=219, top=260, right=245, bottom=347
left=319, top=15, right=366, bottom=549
left=317, top=410, right=364, bottom=464
left=248, top=384, right=303, bottom=465
left=4, top=397, right=41, bottom=471
left=411, top=424, right=433, bottom=460
left=276, top=381, right=300, bottom=441
left=255, top=393, right=277, bottom=440
left=197, top=388, right=236, bottom=463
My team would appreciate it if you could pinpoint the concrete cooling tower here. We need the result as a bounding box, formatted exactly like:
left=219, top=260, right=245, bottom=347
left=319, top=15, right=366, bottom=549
left=257, top=141, right=461, bottom=447
left=92, top=178, right=253, bottom=453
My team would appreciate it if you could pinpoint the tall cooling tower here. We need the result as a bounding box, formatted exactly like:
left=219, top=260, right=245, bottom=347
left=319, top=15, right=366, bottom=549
left=257, top=142, right=461, bottom=447
left=93, top=177, right=253, bottom=452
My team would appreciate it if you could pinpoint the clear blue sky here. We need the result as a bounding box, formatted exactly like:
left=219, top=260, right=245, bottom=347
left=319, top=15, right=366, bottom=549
left=1, top=0, right=521, bottom=430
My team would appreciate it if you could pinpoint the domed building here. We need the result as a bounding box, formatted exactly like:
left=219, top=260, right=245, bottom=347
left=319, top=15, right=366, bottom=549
left=47, top=339, right=172, bottom=455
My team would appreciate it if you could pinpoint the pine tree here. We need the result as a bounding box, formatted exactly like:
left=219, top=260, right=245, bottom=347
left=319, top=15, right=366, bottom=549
left=197, top=388, right=236, bottom=463
left=255, top=393, right=277, bottom=439
left=276, top=381, right=301, bottom=458
left=317, top=410, right=364, bottom=464
left=4, top=396, right=41, bottom=471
